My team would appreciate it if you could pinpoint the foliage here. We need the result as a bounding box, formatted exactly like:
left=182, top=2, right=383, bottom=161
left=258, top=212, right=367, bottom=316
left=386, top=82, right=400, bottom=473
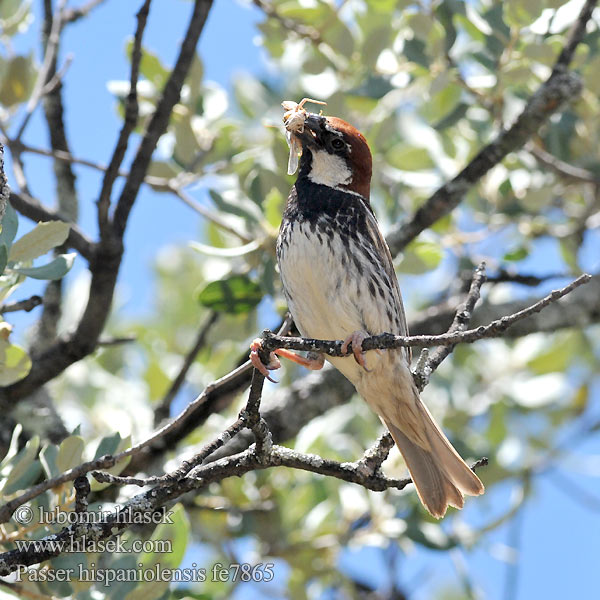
left=0, top=205, right=75, bottom=384
left=0, top=0, right=598, bottom=599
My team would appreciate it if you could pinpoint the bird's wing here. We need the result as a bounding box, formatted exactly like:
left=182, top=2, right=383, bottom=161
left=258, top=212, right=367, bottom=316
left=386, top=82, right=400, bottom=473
left=363, top=209, right=410, bottom=339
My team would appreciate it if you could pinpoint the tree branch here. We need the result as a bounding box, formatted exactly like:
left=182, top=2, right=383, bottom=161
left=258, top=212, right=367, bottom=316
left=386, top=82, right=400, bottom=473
left=260, top=274, right=590, bottom=357
left=0, top=0, right=214, bottom=406
left=386, top=0, right=596, bottom=256
left=97, top=0, right=150, bottom=238
left=0, top=296, right=43, bottom=314
left=414, top=261, right=487, bottom=390
left=62, top=0, right=107, bottom=24
left=154, top=311, right=219, bottom=424
left=528, top=143, right=600, bottom=184
left=112, top=0, right=213, bottom=237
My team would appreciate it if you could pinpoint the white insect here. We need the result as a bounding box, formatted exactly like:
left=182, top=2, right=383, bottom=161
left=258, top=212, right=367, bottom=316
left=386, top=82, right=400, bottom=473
left=281, top=98, right=326, bottom=175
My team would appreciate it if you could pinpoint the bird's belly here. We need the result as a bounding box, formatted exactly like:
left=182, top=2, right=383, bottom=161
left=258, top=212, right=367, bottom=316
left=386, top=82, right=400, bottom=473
left=278, top=221, right=396, bottom=383
left=279, top=224, right=366, bottom=338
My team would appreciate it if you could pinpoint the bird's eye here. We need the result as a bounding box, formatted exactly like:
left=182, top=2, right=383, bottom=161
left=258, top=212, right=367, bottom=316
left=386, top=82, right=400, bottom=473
left=330, top=138, right=345, bottom=150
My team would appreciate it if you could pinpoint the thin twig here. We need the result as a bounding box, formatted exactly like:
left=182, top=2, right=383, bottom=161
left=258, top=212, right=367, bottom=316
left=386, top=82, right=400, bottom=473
left=413, top=262, right=487, bottom=391
left=485, top=269, right=571, bottom=287
left=0, top=296, right=43, bottom=314
left=96, top=335, right=137, bottom=346
left=261, top=274, right=591, bottom=357
left=62, top=0, right=108, bottom=23
left=97, top=0, right=151, bottom=238
left=252, top=0, right=321, bottom=43
left=15, top=0, right=67, bottom=142
left=38, top=53, right=73, bottom=98
left=154, top=311, right=219, bottom=424
left=173, top=187, right=253, bottom=243
left=528, top=143, right=600, bottom=184
left=112, top=0, right=214, bottom=237
left=423, top=262, right=488, bottom=381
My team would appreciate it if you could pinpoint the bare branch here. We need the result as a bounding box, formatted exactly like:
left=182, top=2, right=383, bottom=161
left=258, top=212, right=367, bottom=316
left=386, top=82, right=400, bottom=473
left=0, top=0, right=215, bottom=405
left=0, top=454, right=116, bottom=524
left=412, top=273, right=600, bottom=339
left=0, top=145, right=8, bottom=223
left=0, top=296, right=43, bottom=314
left=97, top=0, right=151, bottom=238
left=112, top=0, right=214, bottom=236
left=419, top=262, right=488, bottom=386
left=261, top=274, right=591, bottom=357
left=528, top=143, right=600, bottom=184
left=252, top=0, right=321, bottom=43
left=96, top=335, right=137, bottom=346
left=484, top=269, right=572, bottom=287
left=15, top=0, right=67, bottom=142
left=62, top=0, right=108, bottom=24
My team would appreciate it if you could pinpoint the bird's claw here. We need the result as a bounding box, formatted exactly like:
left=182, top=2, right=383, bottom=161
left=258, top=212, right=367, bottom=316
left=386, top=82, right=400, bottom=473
left=250, top=338, right=281, bottom=383
left=341, top=330, right=371, bottom=372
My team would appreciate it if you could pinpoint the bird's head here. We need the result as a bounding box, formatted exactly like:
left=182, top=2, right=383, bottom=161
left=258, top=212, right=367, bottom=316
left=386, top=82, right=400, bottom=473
left=293, top=114, right=372, bottom=199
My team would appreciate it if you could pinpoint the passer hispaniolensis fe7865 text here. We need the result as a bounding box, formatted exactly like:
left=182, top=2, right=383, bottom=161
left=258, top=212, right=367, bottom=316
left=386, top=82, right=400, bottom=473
left=251, top=106, right=484, bottom=518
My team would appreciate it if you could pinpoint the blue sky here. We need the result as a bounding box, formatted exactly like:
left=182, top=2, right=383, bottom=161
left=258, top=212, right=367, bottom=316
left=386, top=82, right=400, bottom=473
left=3, top=1, right=600, bottom=598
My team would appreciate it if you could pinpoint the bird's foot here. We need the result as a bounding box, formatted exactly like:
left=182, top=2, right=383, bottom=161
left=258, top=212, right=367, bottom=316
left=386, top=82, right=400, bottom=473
left=250, top=339, right=281, bottom=383
left=341, top=330, right=373, bottom=372
left=278, top=349, right=325, bottom=371
left=250, top=341, right=325, bottom=382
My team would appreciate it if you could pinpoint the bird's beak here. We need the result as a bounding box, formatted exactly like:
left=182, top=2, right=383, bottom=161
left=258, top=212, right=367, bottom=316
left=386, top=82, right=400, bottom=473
left=294, top=113, right=327, bottom=149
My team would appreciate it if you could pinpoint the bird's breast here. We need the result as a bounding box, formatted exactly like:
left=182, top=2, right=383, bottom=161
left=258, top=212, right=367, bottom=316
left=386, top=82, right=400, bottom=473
left=277, top=211, right=401, bottom=347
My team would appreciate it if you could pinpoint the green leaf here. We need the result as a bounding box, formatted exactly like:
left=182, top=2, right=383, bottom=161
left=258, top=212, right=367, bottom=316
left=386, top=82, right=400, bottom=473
left=0, top=0, right=32, bottom=37
left=487, top=402, right=507, bottom=446
left=407, top=13, right=434, bottom=41
left=196, top=274, right=263, bottom=314
left=0, top=244, right=8, bottom=275
left=146, top=160, right=180, bottom=189
left=173, top=113, right=201, bottom=166
left=9, top=220, right=70, bottom=262
left=0, top=424, right=22, bottom=468
left=386, top=145, right=435, bottom=171
left=126, top=504, right=190, bottom=600
left=397, top=241, right=444, bottom=274
left=127, top=40, right=169, bottom=89
left=1, top=435, right=40, bottom=496
left=0, top=0, right=27, bottom=21
left=527, top=331, right=581, bottom=374
left=559, top=238, right=579, bottom=272
left=56, top=435, right=84, bottom=473
left=94, top=432, right=125, bottom=459
left=39, top=443, right=60, bottom=479
left=503, top=246, right=529, bottom=262
left=90, top=434, right=131, bottom=492
left=263, top=187, right=284, bottom=228
left=0, top=202, right=19, bottom=248
left=421, top=83, right=462, bottom=123
left=0, top=54, right=35, bottom=107
left=12, top=252, right=76, bottom=280
left=0, top=340, right=31, bottom=385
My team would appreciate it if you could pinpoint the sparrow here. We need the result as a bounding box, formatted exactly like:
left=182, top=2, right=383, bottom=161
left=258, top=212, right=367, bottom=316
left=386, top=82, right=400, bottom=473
left=251, top=111, right=484, bottom=518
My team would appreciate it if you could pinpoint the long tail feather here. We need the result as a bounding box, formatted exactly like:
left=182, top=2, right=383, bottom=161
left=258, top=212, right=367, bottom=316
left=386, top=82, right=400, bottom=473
left=383, top=397, right=484, bottom=519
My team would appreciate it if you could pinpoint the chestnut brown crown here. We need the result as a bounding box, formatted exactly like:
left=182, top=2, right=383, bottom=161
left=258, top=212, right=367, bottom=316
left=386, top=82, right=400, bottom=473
left=299, top=114, right=373, bottom=199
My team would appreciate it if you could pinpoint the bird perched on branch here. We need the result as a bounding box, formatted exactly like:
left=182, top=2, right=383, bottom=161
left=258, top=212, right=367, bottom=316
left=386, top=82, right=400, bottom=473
left=251, top=106, right=484, bottom=518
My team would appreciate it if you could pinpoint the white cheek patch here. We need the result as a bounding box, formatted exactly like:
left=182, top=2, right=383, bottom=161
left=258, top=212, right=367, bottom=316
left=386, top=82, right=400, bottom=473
left=307, top=149, right=352, bottom=188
